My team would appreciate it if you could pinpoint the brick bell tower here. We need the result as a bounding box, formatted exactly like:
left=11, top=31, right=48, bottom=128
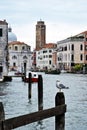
left=36, top=20, right=46, bottom=49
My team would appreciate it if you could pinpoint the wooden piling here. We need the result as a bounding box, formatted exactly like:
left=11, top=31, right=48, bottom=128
left=0, top=102, right=5, bottom=122
left=55, top=92, right=65, bottom=130
left=24, top=63, right=26, bottom=78
left=38, top=75, right=43, bottom=111
left=28, top=73, right=32, bottom=99
left=0, top=102, right=5, bottom=130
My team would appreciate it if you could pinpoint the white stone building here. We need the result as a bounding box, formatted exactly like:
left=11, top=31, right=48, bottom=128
left=8, top=41, right=33, bottom=72
left=36, top=43, right=57, bottom=70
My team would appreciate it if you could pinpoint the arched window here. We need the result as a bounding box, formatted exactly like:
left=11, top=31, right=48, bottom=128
left=14, top=46, right=18, bottom=50
left=13, top=62, right=16, bottom=67
left=22, top=46, right=25, bottom=50
left=23, top=55, right=27, bottom=59
left=12, top=55, right=17, bottom=59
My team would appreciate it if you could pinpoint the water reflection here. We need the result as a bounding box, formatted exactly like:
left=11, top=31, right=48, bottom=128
left=0, top=82, right=9, bottom=96
left=35, top=121, right=45, bottom=130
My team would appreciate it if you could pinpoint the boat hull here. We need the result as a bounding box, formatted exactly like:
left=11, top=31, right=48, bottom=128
left=24, top=77, right=38, bottom=83
left=45, top=69, right=61, bottom=74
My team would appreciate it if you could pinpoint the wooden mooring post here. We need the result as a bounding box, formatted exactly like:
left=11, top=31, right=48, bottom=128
left=55, top=92, right=65, bottom=130
left=28, top=73, right=32, bottom=99
left=0, top=102, right=5, bottom=130
left=38, top=75, right=43, bottom=111
left=28, top=73, right=43, bottom=111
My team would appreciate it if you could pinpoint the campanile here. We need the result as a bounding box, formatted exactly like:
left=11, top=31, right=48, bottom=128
left=36, top=20, right=46, bottom=49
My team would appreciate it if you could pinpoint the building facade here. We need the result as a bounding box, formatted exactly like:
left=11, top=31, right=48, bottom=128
left=36, top=43, right=57, bottom=70
left=57, top=31, right=87, bottom=71
left=0, top=20, right=8, bottom=78
left=8, top=41, right=33, bottom=72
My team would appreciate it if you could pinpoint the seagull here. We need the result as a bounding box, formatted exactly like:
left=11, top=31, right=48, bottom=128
left=56, top=80, right=69, bottom=92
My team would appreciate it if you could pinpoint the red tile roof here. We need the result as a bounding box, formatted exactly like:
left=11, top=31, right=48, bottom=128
left=79, top=31, right=87, bottom=35
left=43, top=43, right=57, bottom=48
left=8, top=41, right=30, bottom=47
left=35, top=43, right=57, bottom=51
left=8, top=41, right=25, bottom=45
left=75, top=31, right=87, bottom=36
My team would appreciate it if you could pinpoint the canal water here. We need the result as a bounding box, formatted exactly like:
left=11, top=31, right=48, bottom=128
left=0, top=72, right=87, bottom=130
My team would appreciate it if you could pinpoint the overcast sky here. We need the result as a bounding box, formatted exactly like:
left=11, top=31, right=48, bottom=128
left=0, top=0, right=87, bottom=50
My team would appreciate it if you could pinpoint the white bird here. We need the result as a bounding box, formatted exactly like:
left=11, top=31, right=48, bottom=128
left=56, top=80, right=69, bottom=92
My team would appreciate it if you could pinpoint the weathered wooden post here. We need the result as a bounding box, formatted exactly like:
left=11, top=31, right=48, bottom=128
left=28, top=73, right=32, bottom=99
left=0, top=102, right=5, bottom=130
left=24, top=63, right=26, bottom=79
left=55, top=92, right=65, bottom=130
left=38, top=75, right=43, bottom=111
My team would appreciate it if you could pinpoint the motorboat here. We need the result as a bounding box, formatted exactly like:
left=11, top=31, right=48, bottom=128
left=45, top=69, right=61, bottom=75
left=24, top=71, right=38, bottom=83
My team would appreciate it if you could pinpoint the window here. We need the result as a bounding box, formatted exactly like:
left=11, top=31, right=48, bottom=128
left=49, top=50, right=52, bottom=53
left=0, top=29, right=2, bottom=37
left=80, top=44, right=83, bottom=50
left=12, top=55, right=17, bottom=59
left=43, top=50, right=47, bottom=53
left=86, top=55, right=87, bottom=60
left=46, top=55, right=48, bottom=58
left=23, top=55, right=27, bottom=59
left=71, top=44, right=74, bottom=51
left=63, top=46, right=67, bottom=51
left=64, top=46, right=67, bottom=51
left=9, top=47, right=11, bottom=50
left=22, top=46, right=25, bottom=50
left=71, top=54, right=74, bottom=61
left=80, top=54, right=83, bottom=61
left=85, top=45, right=87, bottom=51
left=15, top=46, right=18, bottom=50
left=13, top=62, right=16, bottom=67
left=49, top=60, right=51, bottom=65
left=43, top=55, right=45, bottom=58
left=49, top=55, right=52, bottom=58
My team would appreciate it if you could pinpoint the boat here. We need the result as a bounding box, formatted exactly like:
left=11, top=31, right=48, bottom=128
left=0, top=75, right=4, bottom=82
left=45, top=69, right=61, bottom=74
left=24, top=71, right=38, bottom=83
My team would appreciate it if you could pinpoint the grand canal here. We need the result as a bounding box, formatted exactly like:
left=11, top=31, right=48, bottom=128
left=0, top=72, right=87, bottom=130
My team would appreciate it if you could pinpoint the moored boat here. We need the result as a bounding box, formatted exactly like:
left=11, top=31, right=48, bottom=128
left=0, top=76, right=4, bottom=82
left=24, top=71, right=38, bottom=83
left=45, top=69, right=61, bottom=74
